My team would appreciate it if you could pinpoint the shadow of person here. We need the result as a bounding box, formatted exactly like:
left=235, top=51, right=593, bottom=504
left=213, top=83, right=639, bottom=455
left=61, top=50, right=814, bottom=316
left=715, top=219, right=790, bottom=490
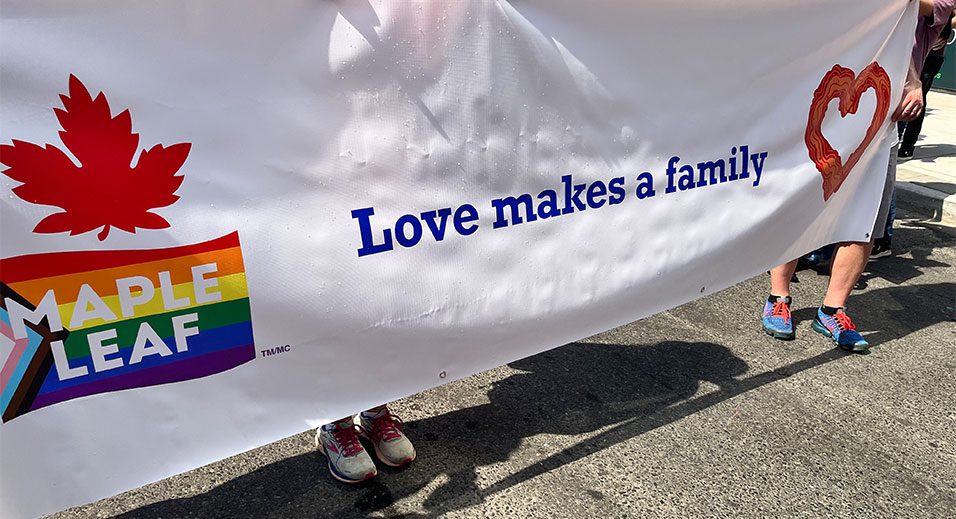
left=858, top=251, right=949, bottom=287
left=909, top=142, right=956, bottom=162
left=789, top=281, right=953, bottom=347
left=857, top=216, right=951, bottom=287
left=118, top=330, right=886, bottom=519
left=787, top=217, right=952, bottom=292
left=115, top=341, right=747, bottom=519
left=396, top=341, right=750, bottom=514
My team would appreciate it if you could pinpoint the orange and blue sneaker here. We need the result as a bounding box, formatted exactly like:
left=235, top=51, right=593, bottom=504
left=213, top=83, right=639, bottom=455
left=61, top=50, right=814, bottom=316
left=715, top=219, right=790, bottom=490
left=811, top=307, right=869, bottom=353
left=762, top=295, right=795, bottom=340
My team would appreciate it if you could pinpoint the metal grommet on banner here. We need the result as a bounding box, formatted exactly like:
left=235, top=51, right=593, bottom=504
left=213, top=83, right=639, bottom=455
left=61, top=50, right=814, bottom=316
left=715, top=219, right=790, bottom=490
left=439, top=371, right=447, bottom=379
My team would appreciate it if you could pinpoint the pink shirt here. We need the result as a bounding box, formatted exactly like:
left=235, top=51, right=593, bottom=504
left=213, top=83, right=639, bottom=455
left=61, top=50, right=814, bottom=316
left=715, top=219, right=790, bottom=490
left=914, top=0, right=955, bottom=72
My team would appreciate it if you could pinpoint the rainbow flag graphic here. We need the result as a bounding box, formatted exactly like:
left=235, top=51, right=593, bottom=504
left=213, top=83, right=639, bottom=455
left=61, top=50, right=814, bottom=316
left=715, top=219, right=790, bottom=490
left=0, top=232, right=255, bottom=423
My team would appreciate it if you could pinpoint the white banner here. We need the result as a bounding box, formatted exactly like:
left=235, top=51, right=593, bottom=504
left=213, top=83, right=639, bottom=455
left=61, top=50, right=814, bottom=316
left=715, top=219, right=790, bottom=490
left=0, top=1, right=917, bottom=516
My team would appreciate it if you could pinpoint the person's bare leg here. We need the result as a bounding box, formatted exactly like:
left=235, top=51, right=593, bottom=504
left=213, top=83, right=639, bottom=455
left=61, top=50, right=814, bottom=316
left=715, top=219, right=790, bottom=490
left=763, top=259, right=799, bottom=340
left=822, top=241, right=872, bottom=308
left=769, top=259, right=799, bottom=297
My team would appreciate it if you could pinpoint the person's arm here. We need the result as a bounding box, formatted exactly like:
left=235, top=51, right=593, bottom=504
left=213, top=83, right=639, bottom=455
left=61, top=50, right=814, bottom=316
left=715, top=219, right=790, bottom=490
left=893, top=59, right=924, bottom=122
left=922, top=0, right=956, bottom=26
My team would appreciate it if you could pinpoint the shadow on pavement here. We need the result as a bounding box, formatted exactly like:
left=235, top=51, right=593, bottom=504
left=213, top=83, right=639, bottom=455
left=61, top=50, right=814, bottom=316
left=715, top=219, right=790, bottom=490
left=411, top=340, right=749, bottom=513
left=895, top=188, right=956, bottom=229
left=119, top=339, right=865, bottom=518
left=792, top=216, right=953, bottom=287
left=789, top=280, right=953, bottom=348
left=859, top=250, right=949, bottom=287
left=908, top=142, right=956, bottom=162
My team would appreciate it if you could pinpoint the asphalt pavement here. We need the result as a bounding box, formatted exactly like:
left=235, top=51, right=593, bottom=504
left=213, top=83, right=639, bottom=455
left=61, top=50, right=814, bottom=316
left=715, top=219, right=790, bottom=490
left=52, top=100, right=956, bottom=519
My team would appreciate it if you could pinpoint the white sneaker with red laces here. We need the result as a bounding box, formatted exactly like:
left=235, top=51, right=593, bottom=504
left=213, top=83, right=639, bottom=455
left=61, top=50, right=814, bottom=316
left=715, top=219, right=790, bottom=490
left=316, top=419, right=378, bottom=483
left=359, top=408, right=416, bottom=468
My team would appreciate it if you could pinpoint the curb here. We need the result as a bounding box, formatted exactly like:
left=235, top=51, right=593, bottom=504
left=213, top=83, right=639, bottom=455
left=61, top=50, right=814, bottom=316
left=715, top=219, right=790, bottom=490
left=895, top=180, right=956, bottom=229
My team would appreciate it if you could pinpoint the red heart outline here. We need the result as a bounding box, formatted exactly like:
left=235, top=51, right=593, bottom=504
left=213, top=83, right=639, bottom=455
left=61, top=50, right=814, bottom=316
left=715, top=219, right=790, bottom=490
left=805, top=63, right=891, bottom=201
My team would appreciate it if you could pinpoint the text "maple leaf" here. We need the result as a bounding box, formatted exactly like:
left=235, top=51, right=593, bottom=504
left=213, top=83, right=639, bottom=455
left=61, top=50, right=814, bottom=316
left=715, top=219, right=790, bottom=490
left=0, top=75, right=190, bottom=240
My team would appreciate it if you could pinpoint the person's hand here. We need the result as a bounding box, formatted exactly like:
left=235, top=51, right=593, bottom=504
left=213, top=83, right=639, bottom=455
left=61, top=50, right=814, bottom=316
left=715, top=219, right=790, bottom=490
left=893, top=59, right=924, bottom=122
left=893, top=83, right=924, bottom=122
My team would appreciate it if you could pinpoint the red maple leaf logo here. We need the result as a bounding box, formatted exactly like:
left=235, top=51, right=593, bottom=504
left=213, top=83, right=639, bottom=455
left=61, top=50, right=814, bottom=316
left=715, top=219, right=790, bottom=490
left=0, top=75, right=190, bottom=240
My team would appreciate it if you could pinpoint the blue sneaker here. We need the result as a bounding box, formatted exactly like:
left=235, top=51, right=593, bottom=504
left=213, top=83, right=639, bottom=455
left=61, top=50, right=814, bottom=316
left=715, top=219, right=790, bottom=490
left=811, top=307, right=869, bottom=352
left=762, top=296, right=794, bottom=340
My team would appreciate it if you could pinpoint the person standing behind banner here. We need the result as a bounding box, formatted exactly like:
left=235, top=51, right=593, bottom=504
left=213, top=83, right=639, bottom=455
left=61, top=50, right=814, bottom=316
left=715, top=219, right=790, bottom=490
left=308, top=1, right=472, bottom=485
left=875, top=5, right=956, bottom=257
left=760, top=0, right=955, bottom=352
left=898, top=12, right=955, bottom=158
